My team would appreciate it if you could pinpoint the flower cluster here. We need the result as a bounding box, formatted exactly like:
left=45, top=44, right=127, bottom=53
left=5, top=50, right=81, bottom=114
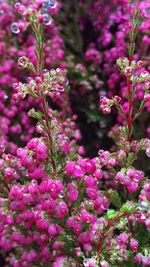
left=13, top=67, right=68, bottom=101
left=12, top=0, right=59, bottom=34
left=116, top=168, right=144, bottom=193
left=99, top=96, right=121, bottom=114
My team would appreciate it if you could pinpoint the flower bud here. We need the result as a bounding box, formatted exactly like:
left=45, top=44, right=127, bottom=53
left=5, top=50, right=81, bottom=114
left=130, top=238, right=138, bottom=252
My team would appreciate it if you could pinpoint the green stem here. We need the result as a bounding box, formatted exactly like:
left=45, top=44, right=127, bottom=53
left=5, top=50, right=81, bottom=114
left=127, top=74, right=133, bottom=141
left=32, top=22, right=56, bottom=172
left=32, top=23, right=44, bottom=73
left=41, top=96, right=56, bottom=171
left=126, top=6, right=141, bottom=141
left=0, top=174, right=10, bottom=192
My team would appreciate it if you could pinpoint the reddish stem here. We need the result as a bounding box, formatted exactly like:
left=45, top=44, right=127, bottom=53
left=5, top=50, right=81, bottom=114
left=41, top=96, right=56, bottom=172
left=97, top=210, right=136, bottom=259
left=126, top=16, right=139, bottom=141
left=127, top=74, right=133, bottom=141
left=1, top=177, right=10, bottom=192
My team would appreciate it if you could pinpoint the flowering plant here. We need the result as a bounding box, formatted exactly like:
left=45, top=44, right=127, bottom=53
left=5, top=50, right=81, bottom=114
left=0, top=1, right=150, bottom=267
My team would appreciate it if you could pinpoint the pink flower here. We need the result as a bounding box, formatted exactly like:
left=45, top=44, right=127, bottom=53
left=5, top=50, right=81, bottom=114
left=68, top=189, right=78, bottom=202
left=126, top=181, right=138, bottom=193
left=85, top=160, right=96, bottom=174
left=66, top=161, right=75, bottom=175
left=130, top=238, right=138, bottom=252
left=48, top=224, right=58, bottom=237
left=36, top=219, right=49, bottom=231
left=55, top=202, right=68, bottom=219
left=73, top=165, right=85, bottom=179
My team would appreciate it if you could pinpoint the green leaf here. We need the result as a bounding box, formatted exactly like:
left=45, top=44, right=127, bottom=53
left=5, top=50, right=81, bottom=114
left=107, top=189, right=122, bottom=208
left=129, top=0, right=136, bottom=4
left=28, top=108, right=43, bottom=120
left=120, top=203, right=133, bottom=212
left=106, top=209, right=119, bottom=220
left=135, top=17, right=144, bottom=28
left=128, top=43, right=135, bottom=56
left=134, top=8, right=141, bottom=16
left=131, top=85, right=137, bottom=97
left=129, top=30, right=135, bottom=41
left=126, top=152, right=135, bottom=166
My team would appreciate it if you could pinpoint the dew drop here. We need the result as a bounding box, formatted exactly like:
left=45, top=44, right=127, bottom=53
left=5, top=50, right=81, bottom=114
left=50, top=69, right=56, bottom=76
left=42, top=69, right=49, bottom=75
left=4, top=95, right=8, bottom=100
left=98, top=149, right=104, bottom=156
left=42, top=0, right=49, bottom=10
left=49, top=0, right=57, bottom=9
left=83, top=259, right=88, bottom=266
left=139, top=201, right=148, bottom=211
left=14, top=2, right=21, bottom=8
left=43, top=13, right=52, bottom=26
left=31, top=180, right=38, bottom=185
left=0, top=10, right=4, bottom=15
left=65, top=158, right=70, bottom=163
left=11, top=22, right=20, bottom=34
left=55, top=86, right=64, bottom=92
left=58, top=193, right=64, bottom=199
left=43, top=0, right=57, bottom=10
left=27, top=77, right=33, bottom=83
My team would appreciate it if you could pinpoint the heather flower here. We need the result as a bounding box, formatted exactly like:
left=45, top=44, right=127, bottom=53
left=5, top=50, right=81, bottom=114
left=0, top=1, right=149, bottom=266
left=130, top=238, right=138, bottom=252
left=55, top=201, right=68, bottom=219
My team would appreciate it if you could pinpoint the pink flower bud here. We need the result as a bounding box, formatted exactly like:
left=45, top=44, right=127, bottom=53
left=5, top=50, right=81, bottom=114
left=86, top=188, right=98, bottom=200
left=116, top=171, right=125, bottom=183
left=144, top=94, right=150, bottom=102
left=142, top=256, right=150, bottom=266
left=73, top=222, right=82, bottom=234
left=36, top=219, right=49, bottom=231
left=107, top=158, right=116, bottom=168
left=137, top=60, right=143, bottom=67
left=56, top=201, right=68, bottom=219
left=101, top=261, right=109, bottom=267
left=124, top=66, right=132, bottom=75
left=145, top=218, right=150, bottom=231
left=135, top=253, right=143, bottom=263
left=75, top=247, right=81, bottom=256
left=85, top=176, right=97, bottom=187
left=48, top=224, right=57, bottom=237
left=5, top=167, right=15, bottom=181
left=86, top=160, right=96, bottom=174
left=95, top=170, right=103, bottom=180
left=66, top=217, right=74, bottom=228
left=126, top=181, right=138, bottom=193
left=99, top=96, right=109, bottom=105
left=73, top=165, right=85, bottom=178
left=68, top=189, right=78, bottom=202
left=130, top=238, right=138, bottom=252
left=102, top=106, right=111, bottom=114
left=146, top=148, right=150, bottom=157
left=66, top=161, right=75, bottom=175
left=114, top=95, right=121, bottom=103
